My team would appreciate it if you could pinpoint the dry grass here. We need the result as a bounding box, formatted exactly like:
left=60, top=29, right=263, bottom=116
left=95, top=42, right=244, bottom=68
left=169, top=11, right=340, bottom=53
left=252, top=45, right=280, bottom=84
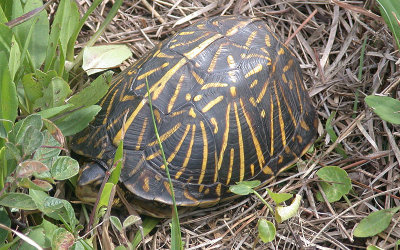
left=74, top=0, right=400, bottom=249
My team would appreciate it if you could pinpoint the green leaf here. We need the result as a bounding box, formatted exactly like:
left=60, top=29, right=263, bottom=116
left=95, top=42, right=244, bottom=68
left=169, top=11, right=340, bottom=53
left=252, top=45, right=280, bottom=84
left=316, top=166, right=352, bottom=202
left=38, top=104, right=74, bottom=119
left=8, top=35, right=20, bottom=81
left=365, top=95, right=400, bottom=124
left=98, top=182, right=113, bottom=209
left=377, top=0, right=400, bottom=50
left=367, top=245, right=385, bottom=250
left=108, top=139, right=123, bottom=185
left=132, top=217, right=160, bottom=249
left=22, top=0, right=49, bottom=69
left=258, top=219, right=276, bottom=243
left=0, top=207, right=11, bottom=244
left=50, top=156, right=79, bottom=180
left=229, top=180, right=261, bottom=195
left=33, top=130, right=62, bottom=167
left=22, top=73, right=44, bottom=110
left=123, top=215, right=141, bottom=229
left=5, top=142, right=21, bottom=161
left=82, top=45, right=132, bottom=75
left=8, top=114, right=42, bottom=144
left=68, top=71, right=111, bottom=107
left=0, top=24, right=12, bottom=56
left=19, top=225, right=47, bottom=250
left=21, top=126, right=43, bottom=156
left=52, top=228, right=74, bottom=250
left=0, top=50, right=17, bottom=134
left=326, top=112, right=347, bottom=158
left=110, top=216, right=123, bottom=232
left=0, top=192, right=37, bottom=210
left=266, top=189, right=293, bottom=205
left=54, top=105, right=101, bottom=136
left=30, top=190, right=78, bottom=229
left=34, top=77, right=72, bottom=110
left=44, top=0, right=79, bottom=72
left=354, top=207, right=400, bottom=237
left=275, top=194, right=302, bottom=223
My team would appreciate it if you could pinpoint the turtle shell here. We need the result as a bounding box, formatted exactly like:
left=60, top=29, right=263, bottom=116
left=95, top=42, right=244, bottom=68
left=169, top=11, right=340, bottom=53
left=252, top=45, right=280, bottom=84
left=71, top=16, right=317, bottom=212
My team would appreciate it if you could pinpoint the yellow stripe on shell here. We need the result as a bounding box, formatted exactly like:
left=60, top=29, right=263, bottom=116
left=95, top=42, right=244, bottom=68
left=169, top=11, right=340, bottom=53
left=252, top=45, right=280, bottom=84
left=226, top=148, right=234, bottom=185
left=244, top=64, right=263, bottom=78
left=137, top=62, right=169, bottom=80
left=175, top=124, right=196, bottom=179
left=167, top=74, right=184, bottom=113
left=201, top=82, right=228, bottom=90
left=113, top=99, right=146, bottom=145
left=217, top=103, right=230, bottom=170
left=233, top=102, right=245, bottom=181
left=167, top=124, right=191, bottom=163
left=201, top=96, right=224, bottom=113
left=246, top=31, right=258, bottom=47
left=147, top=122, right=182, bottom=147
left=273, top=81, right=287, bottom=148
left=239, top=99, right=265, bottom=170
left=198, top=121, right=208, bottom=185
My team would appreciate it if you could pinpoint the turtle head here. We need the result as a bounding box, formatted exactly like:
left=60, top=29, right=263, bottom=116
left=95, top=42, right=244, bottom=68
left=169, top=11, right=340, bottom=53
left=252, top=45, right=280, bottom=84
left=75, top=161, right=106, bottom=203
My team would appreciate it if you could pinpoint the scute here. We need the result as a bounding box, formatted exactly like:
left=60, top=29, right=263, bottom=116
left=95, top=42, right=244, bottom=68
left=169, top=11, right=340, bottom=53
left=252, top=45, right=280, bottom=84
left=71, top=15, right=317, bottom=210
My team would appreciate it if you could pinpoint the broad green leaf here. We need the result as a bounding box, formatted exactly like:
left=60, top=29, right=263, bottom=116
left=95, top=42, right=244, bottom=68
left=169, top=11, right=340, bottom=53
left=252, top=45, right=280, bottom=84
left=8, top=35, right=20, bottom=81
left=68, top=71, right=111, bottom=107
left=266, top=189, right=293, bottom=205
left=38, top=104, right=74, bottom=119
left=8, top=114, right=42, bottom=144
left=54, top=105, right=101, bottom=136
left=354, top=207, right=400, bottom=237
left=34, top=77, right=72, bottom=109
left=82, top=45, right=132, bottom=75
left=0, top=192, right=37, bottom=210
left=229, top=180, right=260, bottom=195
left=33, top=130, right=62, bottom=167
left=365, top=95, right=400, bottom=124
left=5, top=142, right=21, bottom=161
left=50, top=156, right=79, bottom=180
left=110, top=216, right=123, bottom=232
left=22, top=0, right=49, bottom=69
left=132, top=217, right=160, bottom=249
left=44, top=0, right=79, bottom=72
left=123, top=215, right=141, bottom=229
left=0, top=50, right=17, bottom=134
left=31, top=190, right=77, bottom=229
left=0, top=24, right=12, bottom=55
left=52, top=228, right=74, bottom=250
left=0, top=207, right=11, bottom=244
left=21, top=126, right=43, bottom=156
left=19, top=225, right=48, bottom=250
left=275, top=194, right=302, bottom=223
left=377, top=0, right=400, bottom=49
left=258, top=219, right=276, bottom=243
left=22, top=73, right=44, bottom=110
left=316, top=166, right=352, bottom=202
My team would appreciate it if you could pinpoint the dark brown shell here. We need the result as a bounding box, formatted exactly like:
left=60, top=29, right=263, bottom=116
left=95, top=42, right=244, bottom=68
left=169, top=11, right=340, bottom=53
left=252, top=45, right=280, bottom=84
left=71, top=16, right=317, bottom=207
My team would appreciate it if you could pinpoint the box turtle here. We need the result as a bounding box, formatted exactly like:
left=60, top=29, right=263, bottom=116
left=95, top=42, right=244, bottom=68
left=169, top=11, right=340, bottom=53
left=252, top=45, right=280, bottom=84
left=71, top=16, right=317, bottom=217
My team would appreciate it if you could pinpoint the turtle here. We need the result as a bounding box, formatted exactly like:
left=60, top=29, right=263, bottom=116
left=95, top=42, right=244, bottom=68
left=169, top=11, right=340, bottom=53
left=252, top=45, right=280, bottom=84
left=71, top=15, right=318, bottom=217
